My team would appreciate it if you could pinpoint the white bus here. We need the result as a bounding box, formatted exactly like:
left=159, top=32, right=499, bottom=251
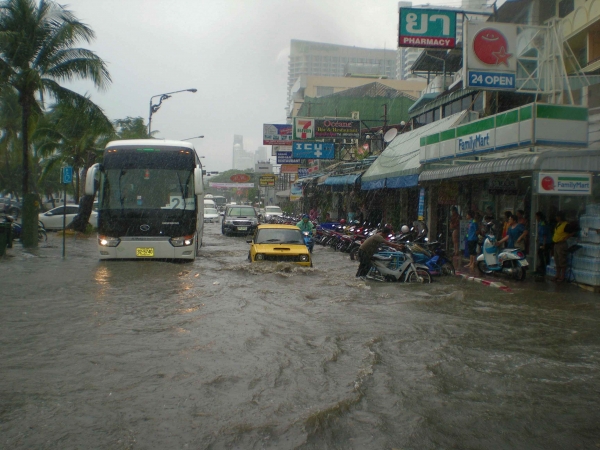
left=85, top=139, right=204, bottom=260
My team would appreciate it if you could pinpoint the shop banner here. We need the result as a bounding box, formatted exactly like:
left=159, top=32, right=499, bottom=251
left=263, top=124, right=293, bottom=145
left=292, top=141, right=335, bottom=159
left=290, top=182, right=303, bottom=201
left=276, top=151, right=301, bottom=164
left=209, top=182, right=254, bottom=188
left=280, top=164, right=300, bottom=174
left=464, top=22, right=517, bottom=90
left=259, top=175, right=276, bottom=187
left=537, top=172, right=592, bottom=195
left=314, top=119, right=360, bottom=139
left=488, top=178, right=518, bottom=195
left=399, top=7, right=457, bottom=49
left=417, top=187, right=425, bottom=220
left=293, top=118, right=315, bottom=140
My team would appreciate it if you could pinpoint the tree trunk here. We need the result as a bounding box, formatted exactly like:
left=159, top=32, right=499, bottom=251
left=71, top=151, right=97, bottom=232
left=20, top=98, right=37, bottom=247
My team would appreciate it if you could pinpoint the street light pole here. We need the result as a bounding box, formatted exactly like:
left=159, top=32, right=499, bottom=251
left=148, top=88, right=197, bottom=134
left=181, top=135, right=204, bottom=141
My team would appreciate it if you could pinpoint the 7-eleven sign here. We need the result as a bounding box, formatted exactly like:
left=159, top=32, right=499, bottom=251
left=293, top=118, right=314, bottom=140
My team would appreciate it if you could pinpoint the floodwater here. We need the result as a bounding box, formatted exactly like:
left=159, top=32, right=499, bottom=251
left=1, top=224, right=599, bottom=449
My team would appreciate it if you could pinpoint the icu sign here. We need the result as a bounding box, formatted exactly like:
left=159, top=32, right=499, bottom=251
left=537, top=172, right=592, bottom=196
left=399, top=8, right=456, bottom=49
left=465, top=22, right=517, bottom=90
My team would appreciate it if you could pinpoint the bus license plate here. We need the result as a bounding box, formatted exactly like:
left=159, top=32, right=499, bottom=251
left=237, top=227, right=247, bottom=231
left=136, top=247, right=154, bottom=257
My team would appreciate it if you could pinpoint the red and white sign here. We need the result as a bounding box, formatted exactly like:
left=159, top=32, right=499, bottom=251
left=465, top=22, right=517, bottom=72
left=230, top=173, right=251, bottom=183
left=293, top=118, right=315, bottom=140
left=280, top=164, right=300, bottom=174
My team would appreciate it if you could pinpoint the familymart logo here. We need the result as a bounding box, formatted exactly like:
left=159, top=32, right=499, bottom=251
left=540, top=173, right=591, bottom=194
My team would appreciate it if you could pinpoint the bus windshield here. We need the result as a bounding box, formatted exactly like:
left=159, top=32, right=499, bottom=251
left=100, top=168, right=195, bottom=211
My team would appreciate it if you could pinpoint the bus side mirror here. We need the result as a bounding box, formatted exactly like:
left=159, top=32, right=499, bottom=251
left=194, top=167, right=204, bottom=195
left=85, top=163, right=100, bottom=195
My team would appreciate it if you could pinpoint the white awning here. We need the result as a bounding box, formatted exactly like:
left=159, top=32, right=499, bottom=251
left=361, top=111, right=467, bottom=188
left=419, top=149, right=600, bottom=182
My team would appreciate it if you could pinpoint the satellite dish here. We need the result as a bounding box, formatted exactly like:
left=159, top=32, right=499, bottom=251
left=383, top=128, right=398, bottom=143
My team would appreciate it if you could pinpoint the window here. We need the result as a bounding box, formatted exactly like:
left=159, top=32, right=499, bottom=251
left=558, top=0, right=574, bottom=18
left=316, top=86, right=334, bottom=97
left=433, top=108, right=440, bottom=121
left=461, top=96, right=472, bottom=111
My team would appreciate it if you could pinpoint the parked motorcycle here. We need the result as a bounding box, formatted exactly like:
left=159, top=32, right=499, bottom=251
left=4, top=215, right=47, bottom=246
left=477, top=227, right=528, bottom=280
left=406, top=241, right=455, bottom=276
left=366, top=247, right=432, bottom=283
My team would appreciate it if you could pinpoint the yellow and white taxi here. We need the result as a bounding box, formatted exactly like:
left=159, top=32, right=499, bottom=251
left=247, top=224, right=311, bottom=267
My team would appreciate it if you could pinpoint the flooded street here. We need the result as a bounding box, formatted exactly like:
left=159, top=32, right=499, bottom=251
left=1, top=224, right=600, bottom=449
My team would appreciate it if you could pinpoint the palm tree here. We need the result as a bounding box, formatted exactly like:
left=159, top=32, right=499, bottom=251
left=114, top=117, right=154, bottom=140
left=0, top=0, right=111, bottom=246
left=0, top=87, right=21, bottom=199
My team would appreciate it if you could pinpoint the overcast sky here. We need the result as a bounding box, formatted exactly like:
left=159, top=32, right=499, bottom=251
left=63, top=0, right=456, bottom=172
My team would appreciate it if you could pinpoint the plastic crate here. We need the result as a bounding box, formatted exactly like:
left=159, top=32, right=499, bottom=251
left=586, top=204, right=600, bottom=215
left=572, top=269, right=600, bottom=286
left=572, top=255, right=600, bottom=271
left=579, top=215, right=600, bottom=230
left=574, top=242, right=600, bottom=258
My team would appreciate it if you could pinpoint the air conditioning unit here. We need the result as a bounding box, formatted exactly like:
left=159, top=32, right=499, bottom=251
left=351, top=111, right=359, bottom=120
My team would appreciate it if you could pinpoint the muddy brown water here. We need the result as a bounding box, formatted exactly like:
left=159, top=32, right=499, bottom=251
left=1, top=224, right=599, bottom=449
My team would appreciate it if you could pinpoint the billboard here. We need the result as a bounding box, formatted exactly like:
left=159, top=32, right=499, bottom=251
left=276, top=151, right=301, bottom=164
left=464, top=22, right=517, bottom=90
left=292, top=142, right=335, bottom=159
left=314, top=119, right=360, bottom=139
left=399, top=8, right=457, bottom=49
left=259, top=175, right=276, bottom=187
left=280, top=164, right=300, bottom=174
left=293, top=118, right=315, bottom=140
left=263, top=124, right=293, bottom=145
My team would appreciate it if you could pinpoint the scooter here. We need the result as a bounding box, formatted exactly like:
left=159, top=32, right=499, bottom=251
left=302, top=231, right=314, bottom=253
left=477, top=227, right=528, bottom=280
left=367, top=247, right=432, bottom=283
left=3, top=215, right=47, bottom=246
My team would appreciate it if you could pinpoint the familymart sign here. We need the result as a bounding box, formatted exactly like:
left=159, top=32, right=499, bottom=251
left=420, top=103, right=588, bottom=163
left=537, top=172, right=592, bottom=196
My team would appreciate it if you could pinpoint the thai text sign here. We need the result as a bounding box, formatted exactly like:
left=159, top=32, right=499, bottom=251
left=280, top=164, right=300, bottom=174
left=230, top=173, right=251, bottom=183
left=464, top=22, right=517, bottom=90
left=259, top=175, right=276, bottom=187
left=298, top=168, right=309, bottom=178
left=276, top=151, right=301, bottom=164
left=209, top=182, right=254, bottom=188
left=399, top=8, right=456, bottom=49
left=263, top=124, right=292, bottom=145
left=537, top=172, right=592, bottom=196
left=292, top=141, right=335, bottom=159
left=314, top=119, right=360, bottom=139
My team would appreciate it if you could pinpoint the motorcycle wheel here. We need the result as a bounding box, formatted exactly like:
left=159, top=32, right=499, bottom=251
left=366, top=268, right=384, bottom=282
left=38, top=229, right=48, bottom=242
left=514, top=265, right=526, bottom=281
left=441, top=262, right=455, bottom=276
left=407, top=268, right=432, bottom=283
left=477, top=261, right=493, bottom=275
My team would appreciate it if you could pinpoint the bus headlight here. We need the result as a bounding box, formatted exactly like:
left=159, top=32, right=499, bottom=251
left=299, top=254, right=309, bottom=262
left=170, top=234, right=194, bottom=247
left=255, top=253, right=265, bottom=261
left=98, top=235, right=120, bottom=247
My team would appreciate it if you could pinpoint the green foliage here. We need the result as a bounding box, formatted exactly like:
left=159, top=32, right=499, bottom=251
left=114, top=117, right=153, bottom=139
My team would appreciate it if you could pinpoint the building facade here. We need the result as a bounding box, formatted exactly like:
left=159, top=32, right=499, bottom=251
left=287, top=40, right=397, bottom=116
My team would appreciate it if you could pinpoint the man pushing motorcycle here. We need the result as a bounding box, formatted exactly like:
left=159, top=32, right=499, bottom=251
left=356, top=226, right=405, bottom=279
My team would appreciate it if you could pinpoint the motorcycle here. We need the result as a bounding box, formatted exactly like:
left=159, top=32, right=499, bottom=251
left=302, top=231, right=314, bottom=253
left=406, top=241, right=455, bottom=276
left=477, top=227, right=528, bottom=280
left=4, top=215, right=47, bottom=246
left=366, top=247, right=432, bottom=283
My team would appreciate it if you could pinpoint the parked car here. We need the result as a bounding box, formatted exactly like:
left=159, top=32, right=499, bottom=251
left=247, top=224, right=312, bottom=267
left=204, top=207, right=219, bottom=223
left=222, top=205, right=259, bottom=236
left=38, top=204, right=98, bottom=230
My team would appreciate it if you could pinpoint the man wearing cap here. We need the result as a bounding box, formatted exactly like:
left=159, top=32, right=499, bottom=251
left=356, top=227, right=405, bottom=279
left=296, top=214, right=315, bottom=234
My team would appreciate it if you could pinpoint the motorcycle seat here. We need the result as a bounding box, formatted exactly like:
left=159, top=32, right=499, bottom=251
left=372, top=254, right=392, bottom=261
